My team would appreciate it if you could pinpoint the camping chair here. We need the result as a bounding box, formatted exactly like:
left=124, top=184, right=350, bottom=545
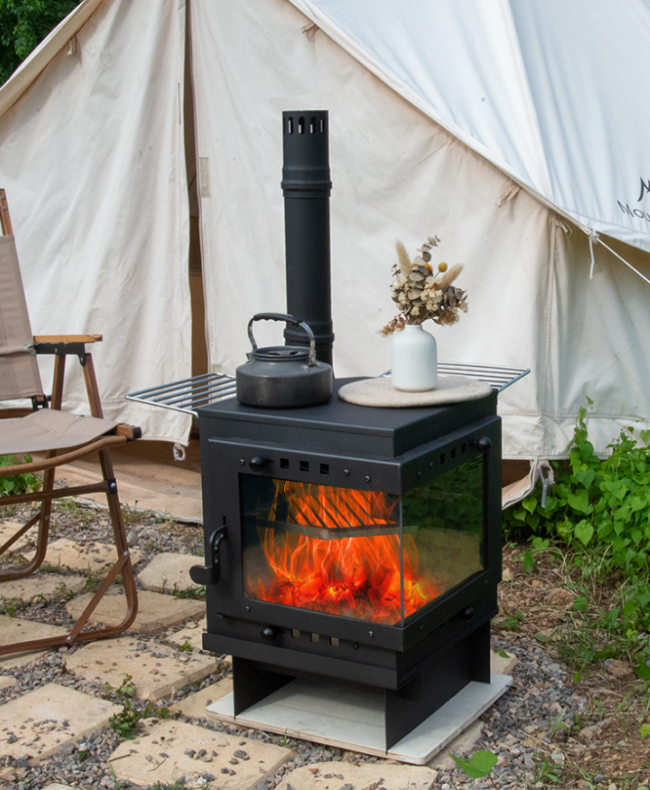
left=0, top=189, right=139, bottom=656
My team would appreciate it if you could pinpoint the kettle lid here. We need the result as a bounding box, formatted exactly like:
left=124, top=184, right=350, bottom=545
left=252, top=344, right=310, bottom=363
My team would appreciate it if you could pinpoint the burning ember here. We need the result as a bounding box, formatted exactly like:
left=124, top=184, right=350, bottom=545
left=247, top=481, right=442, bottom=624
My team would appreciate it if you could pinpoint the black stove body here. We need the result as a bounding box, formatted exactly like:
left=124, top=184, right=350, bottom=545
left=195, top=380, right=502, bottom=749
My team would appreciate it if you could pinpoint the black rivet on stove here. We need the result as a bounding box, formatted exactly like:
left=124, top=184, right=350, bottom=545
left=239, top=459, right=245, bottom=465
left=419, top=625, right=424, bottom=631
left=364, top=475, right=371, bottom=483
left=368, top=631, right=374, bottom=637
left=484, top=579, right=488, bottom=585
left=353, top=643, right=359, bottom=650
left=417, top=471, right=422, bottom=477
left=343, top=469, right=350, bottom=476
left=429, top=462, right=434, bottom=468
left=476, top=436, right=492, bottom=453
left=245, top=606, right=251, bottom=612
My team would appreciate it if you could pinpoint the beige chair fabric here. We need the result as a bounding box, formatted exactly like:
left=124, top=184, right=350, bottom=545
left=0, top=408, right=117, bottom=455
left=0, top=234, right=42, bottom=400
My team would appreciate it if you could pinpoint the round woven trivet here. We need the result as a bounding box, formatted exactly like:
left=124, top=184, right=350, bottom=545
left=338, top=375, right=492, bottom=407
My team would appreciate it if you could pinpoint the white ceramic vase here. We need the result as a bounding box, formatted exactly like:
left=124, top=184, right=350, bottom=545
left=391, top=323, right=437, bottom=392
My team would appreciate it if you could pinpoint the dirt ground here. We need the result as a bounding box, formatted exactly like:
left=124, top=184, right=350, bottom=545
left=497, top=544, right=650, bottom=787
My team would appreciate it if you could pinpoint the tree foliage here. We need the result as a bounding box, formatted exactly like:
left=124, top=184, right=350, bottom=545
left=0, top=0, right=82, bottom=85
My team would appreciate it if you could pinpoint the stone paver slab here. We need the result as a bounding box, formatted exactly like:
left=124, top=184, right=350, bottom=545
left=0, top=573, right=86, bottom=604
left=0, top=616, right=69, bottom=670
left=109, top=718, right=293, bottom=789
left=491, top=648, right=518, bottom=676
left=0, top=682, right=122, bottom=764
left=167, top=619, right=233, bottom=664
left=138, top=552, right=203, bottom=593
left=171, top=678, right=233, bottom=719
left=0, top=521, right=37, bottom=556
left=0, top=675, right=18, bottom=689
left=168, top=617, right=207, bottom=651
left=45, top=538, right=144, bottom=574
left=65, top=636, right=220, bottom=701
left=276, top=761, right=438, bottom=790
left=67, top=589, right=205, bottom=635
left=428, top=719, right=483, bottom=769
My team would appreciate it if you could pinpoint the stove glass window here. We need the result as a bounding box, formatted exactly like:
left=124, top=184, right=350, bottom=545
left=402, top=455, right=484, bottom=623
left=241, top=455, right=484, bottom=627
left=241, top=477, right=408, bottom=625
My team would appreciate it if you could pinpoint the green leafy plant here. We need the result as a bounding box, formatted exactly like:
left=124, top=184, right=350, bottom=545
left=116, top=674, right=135, bottom=698
left=504, top=403, right=650, bottom=671
left=499, top=609, right=524, bottom=631
left=172, top=584, right=206, bottom=601
left=0, top=454, right=40, bottom=496
left=504, top=404, right=650, bottom=576
left=532, top=752, right=562, bottom=784
left=0, top=0, right=83, bottom=85
left=0, top=595, right=26, bottom=616
left=109, top=698, right=170, bottom=740
left=451, top=750, right=498, bottom=785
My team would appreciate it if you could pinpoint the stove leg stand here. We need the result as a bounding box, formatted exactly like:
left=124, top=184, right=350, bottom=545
left=385, top=621, right=491, bottom=750
left=232, top=657, right=293, bottom=716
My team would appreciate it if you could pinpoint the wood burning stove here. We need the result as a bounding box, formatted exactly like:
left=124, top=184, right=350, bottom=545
left=120, top=105, right=525, bottom=759
left=126, top=107, right=524, bottom=759
left=191, top=381, right=502, bottom=750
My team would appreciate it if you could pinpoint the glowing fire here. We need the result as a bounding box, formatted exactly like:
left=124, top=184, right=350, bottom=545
left=247, top=482, right=441, bottom=624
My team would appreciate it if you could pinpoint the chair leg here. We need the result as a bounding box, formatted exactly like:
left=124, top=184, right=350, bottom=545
left=0, top=467, right=55, bottom=582
left=0, top=448, right=139, bottom=656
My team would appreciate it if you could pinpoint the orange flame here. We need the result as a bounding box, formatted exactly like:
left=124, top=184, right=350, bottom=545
left=248, top=482, right=441, bottom=625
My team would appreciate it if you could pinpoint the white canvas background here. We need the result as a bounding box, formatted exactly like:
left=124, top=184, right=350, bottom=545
left=0, top=0, right=192, bottom=442
left=2, top=0, right=650, bottom=457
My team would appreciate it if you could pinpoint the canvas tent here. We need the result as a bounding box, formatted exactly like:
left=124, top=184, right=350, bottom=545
left=1, top=0, right=650, bottom=460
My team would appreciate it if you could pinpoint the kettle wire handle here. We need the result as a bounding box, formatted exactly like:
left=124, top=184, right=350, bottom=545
left=247, top=313, right=317, bottom=366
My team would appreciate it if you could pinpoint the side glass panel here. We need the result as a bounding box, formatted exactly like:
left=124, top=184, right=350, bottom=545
left=402, top=455, right=485, bottom=623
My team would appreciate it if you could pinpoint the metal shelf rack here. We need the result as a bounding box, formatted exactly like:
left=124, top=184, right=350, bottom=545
left=126, top=364, right=529, bottom=418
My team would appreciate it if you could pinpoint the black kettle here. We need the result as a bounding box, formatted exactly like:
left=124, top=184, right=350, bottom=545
left=236, top=313, right=333, bottom=408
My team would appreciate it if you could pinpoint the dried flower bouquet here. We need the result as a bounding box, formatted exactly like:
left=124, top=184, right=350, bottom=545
left=380, top=235, right=468, bottom=336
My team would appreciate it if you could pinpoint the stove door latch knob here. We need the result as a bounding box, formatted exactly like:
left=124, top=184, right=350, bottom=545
left=261, top=627, right=278, bottom=641
left=190, top=526, right=227, bottom=586
left=475, top=436, right=492, bottom=453
left=249, top=456, right=267, bottom=471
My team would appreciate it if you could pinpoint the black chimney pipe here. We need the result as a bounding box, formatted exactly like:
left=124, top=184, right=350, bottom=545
left=281, top=110, right=334, bottom=367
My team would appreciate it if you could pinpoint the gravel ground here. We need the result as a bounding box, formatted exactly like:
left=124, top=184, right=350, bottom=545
left=0, top=505, right=643, bottom=789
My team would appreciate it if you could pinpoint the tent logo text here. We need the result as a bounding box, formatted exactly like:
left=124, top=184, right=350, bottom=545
left=616, top=178, right=650, bottom=222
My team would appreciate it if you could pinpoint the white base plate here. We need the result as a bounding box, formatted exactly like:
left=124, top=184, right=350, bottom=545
left=207, top=673, right=512, bottom=765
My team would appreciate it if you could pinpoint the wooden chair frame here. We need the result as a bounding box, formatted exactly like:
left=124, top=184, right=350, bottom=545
left=0, top=189, right=139, bottom=656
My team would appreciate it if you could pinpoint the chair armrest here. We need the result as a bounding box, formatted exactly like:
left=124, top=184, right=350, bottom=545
left=113, top=424, right=142, bottom=442
left=34, top=336, right=102, bottom=358
left=33, top=334, right=102, bottom=343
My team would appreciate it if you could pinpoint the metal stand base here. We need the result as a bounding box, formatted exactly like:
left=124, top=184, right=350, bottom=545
left=207, top=672, right=511, bottom=765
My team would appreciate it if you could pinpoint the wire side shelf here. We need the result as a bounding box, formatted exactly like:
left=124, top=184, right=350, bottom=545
left=126, top=373, right=236, bottom=417
left=126, top=364, right=530, bottom=417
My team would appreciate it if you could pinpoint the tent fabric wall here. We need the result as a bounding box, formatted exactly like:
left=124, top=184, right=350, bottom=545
left=2, top=0, right=650, bottom=458
left=289, top=0, right=650, bottom=253
left=0, top=0, right=192, bottom=443
left=191, top=0, right=650, bottom=459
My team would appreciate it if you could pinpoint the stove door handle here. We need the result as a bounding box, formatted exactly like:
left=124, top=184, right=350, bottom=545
left=190, top=526, right=227, bottom=586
